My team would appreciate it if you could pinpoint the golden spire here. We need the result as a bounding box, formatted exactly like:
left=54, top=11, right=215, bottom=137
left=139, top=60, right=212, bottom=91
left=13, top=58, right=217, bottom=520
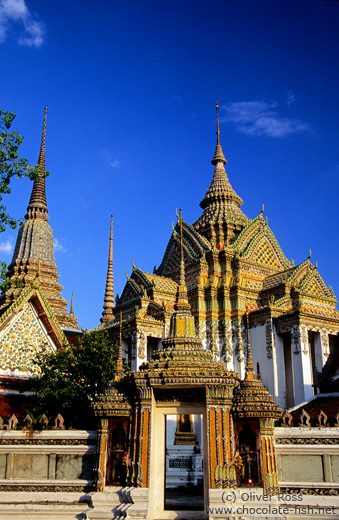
left=216, top=98, right=220, bottom=146
left=245, top=308, right=254, bottom=380
left=114, top=310, right=124, bottom=381
left=179, top=208, right=185, bottom=286
left=70, top=292, right=74, bottom=316
left=26, top=107, right=48, bottom=220
left=175, top=209, right=191, bottom=312
left=211, top=99, right=227, bottom=166
left=101, top=215, right=115, bottom=323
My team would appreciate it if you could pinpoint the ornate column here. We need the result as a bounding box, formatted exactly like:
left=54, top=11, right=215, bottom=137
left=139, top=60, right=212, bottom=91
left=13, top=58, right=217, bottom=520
left=134, top=386, right=152, bottom=487
left=95, top=418, right=109, bottom=492
left=292, top=325, right=313, bottom=403
left=206, top=385, right=234, bottom=489
left=259, top=418, right=279, bottom=496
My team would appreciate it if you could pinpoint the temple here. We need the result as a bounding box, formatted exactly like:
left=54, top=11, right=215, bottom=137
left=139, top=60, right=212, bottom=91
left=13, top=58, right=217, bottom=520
left=100, top=101, right=339, bottom=412
left=0, top=108, right=79, bottom=415
left=0, top=105, right=338, bottom=518
left=92, top=101, right=339, bottom=518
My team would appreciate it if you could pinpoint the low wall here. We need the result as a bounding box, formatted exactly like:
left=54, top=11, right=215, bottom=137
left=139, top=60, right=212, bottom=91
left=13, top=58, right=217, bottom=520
left=275, top=426, right=339, bottom=495
left=0, top=429, right=97, bottom=492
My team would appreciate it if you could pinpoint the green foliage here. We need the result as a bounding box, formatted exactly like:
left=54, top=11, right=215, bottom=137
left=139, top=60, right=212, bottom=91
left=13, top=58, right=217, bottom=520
left=34, top=330, right=117, bottom=426
left=0, top=260, right=10, bottom=292
left=0, top=108, right=48, bottom=233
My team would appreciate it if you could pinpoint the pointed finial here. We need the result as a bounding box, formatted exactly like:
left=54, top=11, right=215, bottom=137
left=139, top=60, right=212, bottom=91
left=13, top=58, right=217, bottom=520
left=308, top=248, right=312, bottom=259
left=38, top=107, right=48, bottom=171
left=315, top=260, right=318, bottom=269
left=211, top=99, right=227, bottom=166
left=70, top=292, right=74, bottom=316
left=114, top=310, right=124, bottom=381
left=101, top=215, right=115, bottom=324
left=179, top=208, right=185, bottom=287
left=131, top=258, right=135, bottom=269
left=245, top=308, right=254, bottom=380
left=216, top=99, right=220, bottom=146
left=26, top=107, right=48, bottom=220
left=261, top=203, right=264, bottom=214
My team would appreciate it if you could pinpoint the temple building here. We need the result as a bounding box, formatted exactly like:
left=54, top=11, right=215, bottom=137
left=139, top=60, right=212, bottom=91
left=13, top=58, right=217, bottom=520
left=0, top=105, right=338, bottom=518
left=0, top=108, right=79, bottom=415
left=100, top=101, right=339, bottom=412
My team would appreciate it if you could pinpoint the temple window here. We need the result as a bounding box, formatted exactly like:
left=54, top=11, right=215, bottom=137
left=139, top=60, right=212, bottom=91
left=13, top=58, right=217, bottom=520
left=147, top=336, right=160, bottom=361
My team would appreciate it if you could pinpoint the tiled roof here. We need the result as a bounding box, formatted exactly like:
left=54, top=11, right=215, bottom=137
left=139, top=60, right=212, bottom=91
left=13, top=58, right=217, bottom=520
left=285, top=395, right=339, bottom=426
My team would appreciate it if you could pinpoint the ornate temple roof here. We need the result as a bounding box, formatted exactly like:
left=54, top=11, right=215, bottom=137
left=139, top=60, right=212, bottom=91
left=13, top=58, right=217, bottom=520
left=157, top=219, right=211, bottom=278
left=193, top=101, right=249, bottom=233
left=0, top=108, right=78, bottom=330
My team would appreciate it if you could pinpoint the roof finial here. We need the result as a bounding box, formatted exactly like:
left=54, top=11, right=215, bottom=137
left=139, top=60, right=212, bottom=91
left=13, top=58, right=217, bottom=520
left=179, top=208, right=185, bottom=287
left=211, top=100, right=227, bottom=166
left=114, top=310, right=124, bottom=381
left=101, top=215, right=115, bottom=324
left=245, top=307, right=254, bottom=380
left=216, top=99, right=220, bottom=146
left=173, top=209, right=191, bottom=312
left=70, top=292, right=74, bottom=316
left=26, top=107, right=48, bottom=220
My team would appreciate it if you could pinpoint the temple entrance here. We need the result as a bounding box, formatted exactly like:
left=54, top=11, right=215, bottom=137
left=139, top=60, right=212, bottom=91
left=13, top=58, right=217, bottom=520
left=165, top=414, right=204, bottom=510
left=149, top=402, right=207, bottom=520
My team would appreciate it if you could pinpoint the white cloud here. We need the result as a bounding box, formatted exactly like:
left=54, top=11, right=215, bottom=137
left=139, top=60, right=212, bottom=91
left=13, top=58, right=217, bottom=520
left=0, top=0, right=45, bottom=46
left=53, top=238, right=67, bottom=253
left=221, top=100, right=312, bottom=138
left=287, top=90, right=296, bottom=108
left=102, top=149, right=121, bottom=169
left=0, top=239, right=13, bottom=254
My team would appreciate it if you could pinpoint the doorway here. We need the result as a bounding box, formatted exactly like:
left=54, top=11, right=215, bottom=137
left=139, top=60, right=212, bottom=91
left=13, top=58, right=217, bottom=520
left=165, top=414, right=204, bottom=510
left=149, top=403, right=207, bottom=520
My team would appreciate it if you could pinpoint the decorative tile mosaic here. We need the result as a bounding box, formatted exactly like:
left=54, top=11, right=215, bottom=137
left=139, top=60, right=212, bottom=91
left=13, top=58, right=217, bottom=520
left=0, top=302, right=51, bottom=374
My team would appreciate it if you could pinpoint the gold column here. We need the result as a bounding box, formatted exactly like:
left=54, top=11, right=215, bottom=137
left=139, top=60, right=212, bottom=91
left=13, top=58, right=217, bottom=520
left=260, top=418, right=279, bottom=495
left=96, top=418, right=109, bottom=492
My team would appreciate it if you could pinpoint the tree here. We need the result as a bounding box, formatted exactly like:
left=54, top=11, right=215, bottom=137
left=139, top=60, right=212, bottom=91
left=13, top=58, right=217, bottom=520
left=34, top=330, right=118, bottom=427
left=0, top=108, right=43, bottom=233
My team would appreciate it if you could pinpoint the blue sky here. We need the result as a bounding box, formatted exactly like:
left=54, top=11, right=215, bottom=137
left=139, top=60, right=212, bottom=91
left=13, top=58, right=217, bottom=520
left=0, top=0, right=338, bottom=330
